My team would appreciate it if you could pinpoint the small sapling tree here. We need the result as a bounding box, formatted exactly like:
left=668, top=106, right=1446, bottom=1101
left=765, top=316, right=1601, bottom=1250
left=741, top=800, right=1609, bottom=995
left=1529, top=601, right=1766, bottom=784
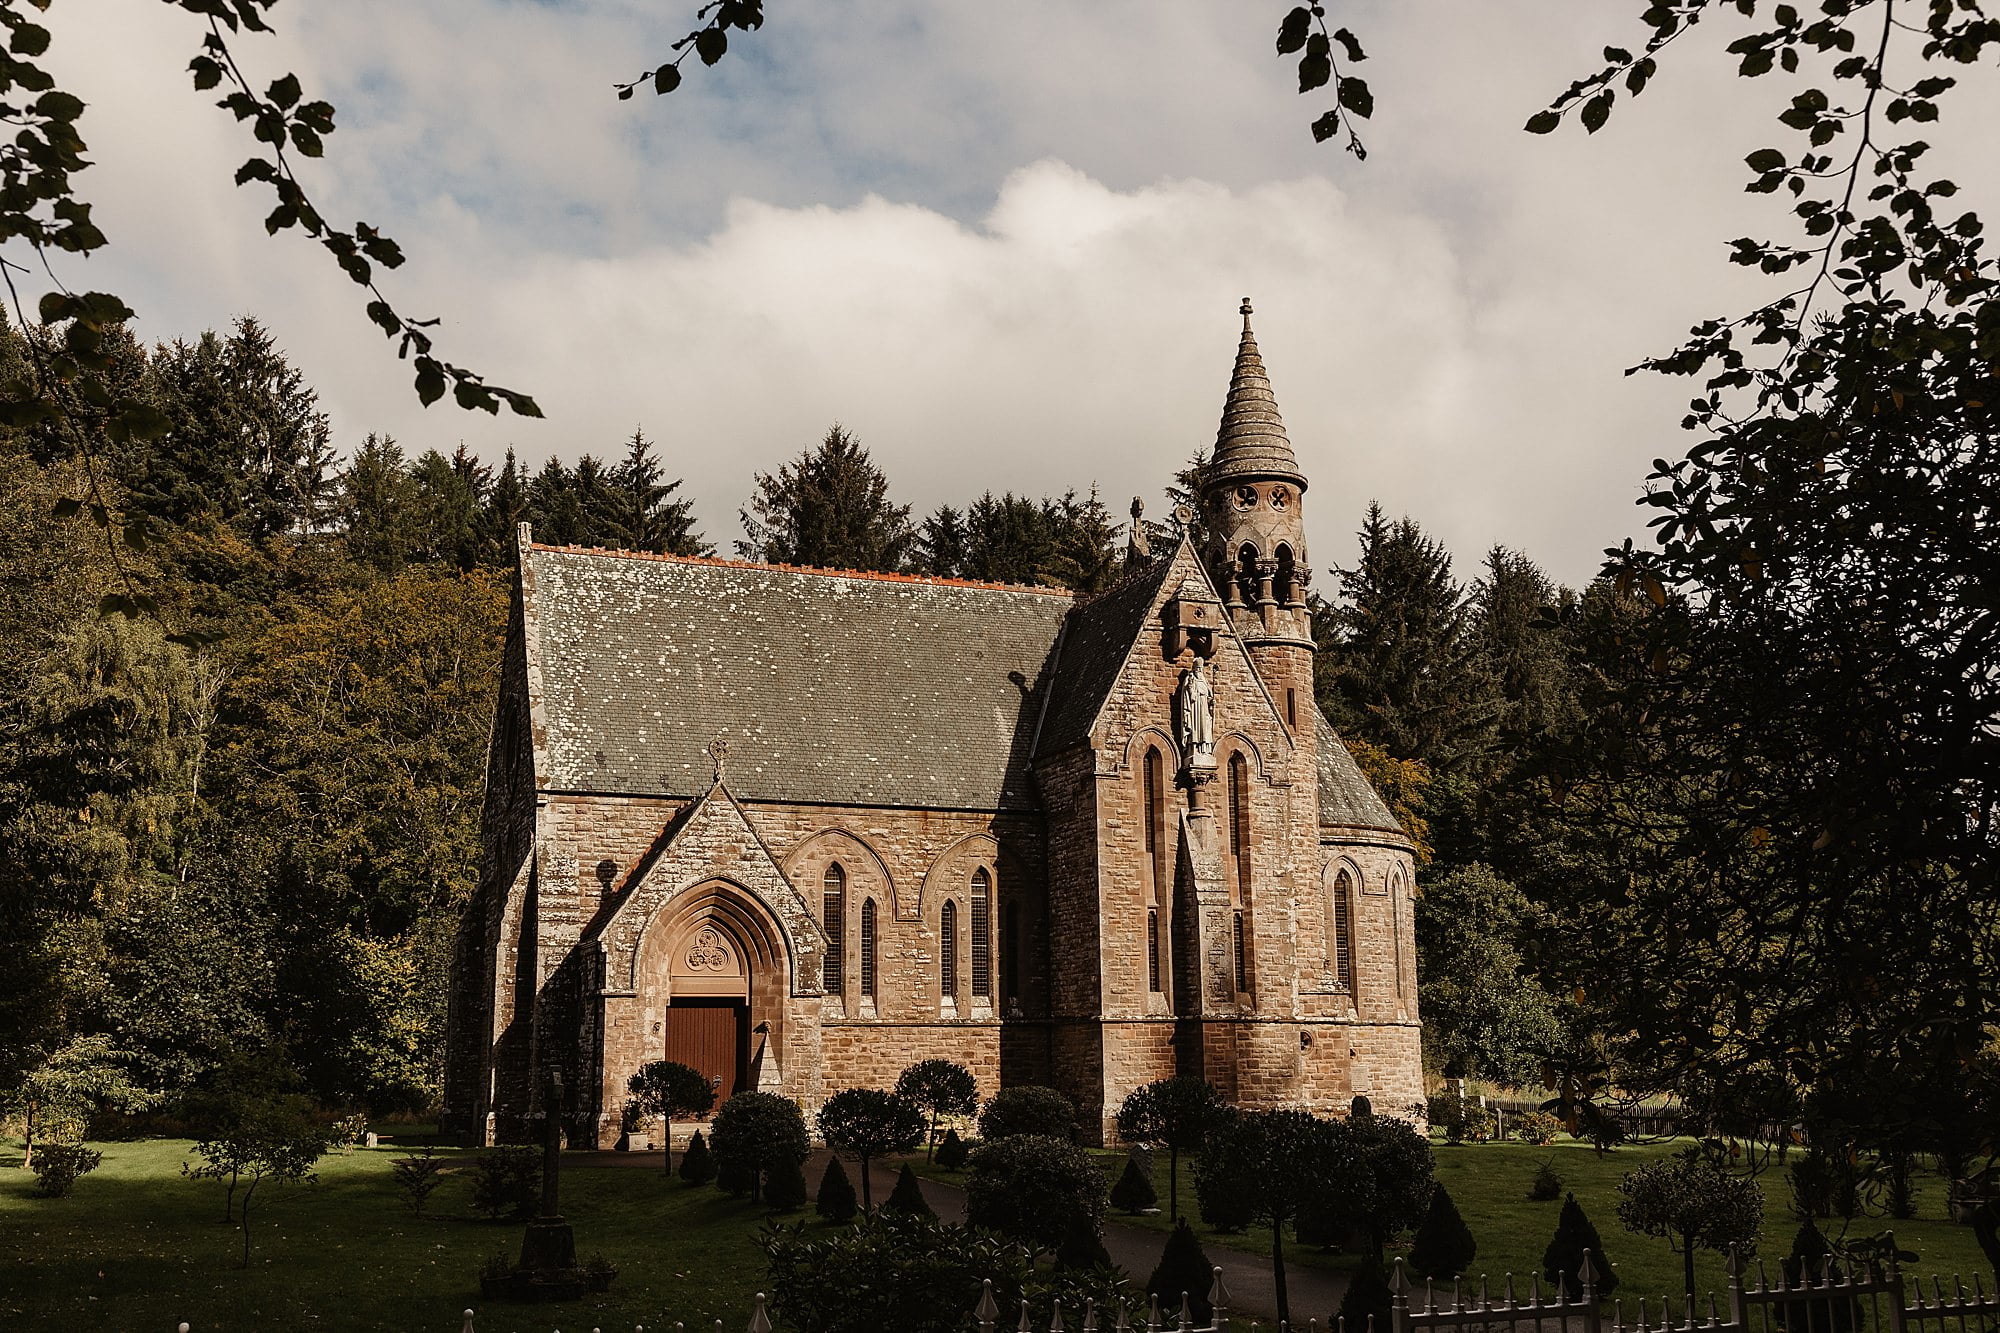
left=6, top=1036, right=153, bottom=1172
left=1114, top=1076, right=1228, bottom=1221
left=818, top=1087, right=925, bottom=1212
left=895, top=1058, right=979, bottom=1160
left=390, top=1145, right=446, bottom=1215
left=1196, top=1108, right=1352, bottom=1328
left=1544, top=1192, right=1619, bottom=1298
left=709, top=1091, right=809, bottom=1204
left=1617, top=1145, right=1763, bottom=1303
left=626, top=1059, right=716, bottom=1175
left=1408, top=1182, right=1478, bottom=1279
left=816, top=1155, right=859, bottom=1222
left=185, top=1098, right=329, bottom=1268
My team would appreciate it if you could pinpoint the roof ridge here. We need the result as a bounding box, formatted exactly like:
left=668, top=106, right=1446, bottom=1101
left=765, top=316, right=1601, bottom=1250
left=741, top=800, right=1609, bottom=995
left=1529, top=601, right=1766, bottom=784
left=1068, top=549, right=1175, bottom=610
left=527, top=542, right=1076, bottom=598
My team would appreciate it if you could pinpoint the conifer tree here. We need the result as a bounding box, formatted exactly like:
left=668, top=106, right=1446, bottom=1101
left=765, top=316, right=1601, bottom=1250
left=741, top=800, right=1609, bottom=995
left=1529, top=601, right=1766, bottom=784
left=1145, top=1219, right=1216, bottom=1325
left=1054, top=1209, right=1111, bottom=1271
left=607, top=428, right=707, bottom=555
left=339, top=433, right=418, bottom=573
left=765, top=1150, right=809, bottom=1212
left=815, top=1155, right=857, bottom=1222
left=915, top=504, right=968, bottom=578
left=1110, top=1154, right=1158, bottom=1214
left=737, top=424, right=913, bottom=572
left=678, top=1130, right=715, bottom=1185
left=1408, top=1183, right=1478, bottom=1279
left=882, top=1163, right=934, bottom=1219
left=479, top=448, right=528, bottom=563
left=935, top=1127, right=968, bottom=1170
left=1543, top=1192, right=1618, bottom=1297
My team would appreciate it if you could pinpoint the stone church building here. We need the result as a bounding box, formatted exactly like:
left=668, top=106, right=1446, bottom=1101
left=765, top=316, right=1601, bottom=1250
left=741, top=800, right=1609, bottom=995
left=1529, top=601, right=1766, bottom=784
left=442, top=304, right=1423, bottom=1147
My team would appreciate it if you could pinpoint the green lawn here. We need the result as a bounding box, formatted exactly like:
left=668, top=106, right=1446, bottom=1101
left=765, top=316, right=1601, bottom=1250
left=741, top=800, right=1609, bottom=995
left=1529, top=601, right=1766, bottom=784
left=919, top=1138, right=1996, bottom=1306
left=0, top=1136, right=780, bottom=1333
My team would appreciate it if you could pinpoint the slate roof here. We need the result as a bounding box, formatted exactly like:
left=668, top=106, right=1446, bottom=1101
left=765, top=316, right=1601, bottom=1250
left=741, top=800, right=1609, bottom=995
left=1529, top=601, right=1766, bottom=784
left=524, top=547, right=1073, bottom=810
left=1032, top=555, right=1177, bottom=758
left=1315, top=709, right=1404, bottom=834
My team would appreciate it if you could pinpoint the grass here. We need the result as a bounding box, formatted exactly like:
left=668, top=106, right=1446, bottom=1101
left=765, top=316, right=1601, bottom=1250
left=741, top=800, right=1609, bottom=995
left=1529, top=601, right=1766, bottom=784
left=0, top=1135, right=786, bottom=1333
left=915, top=1137, right=1997, bottom=1305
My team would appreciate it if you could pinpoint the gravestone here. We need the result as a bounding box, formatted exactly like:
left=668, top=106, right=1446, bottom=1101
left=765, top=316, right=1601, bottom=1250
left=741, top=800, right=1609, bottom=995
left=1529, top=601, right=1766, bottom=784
left=510, top=1070, right=588, bottom=1301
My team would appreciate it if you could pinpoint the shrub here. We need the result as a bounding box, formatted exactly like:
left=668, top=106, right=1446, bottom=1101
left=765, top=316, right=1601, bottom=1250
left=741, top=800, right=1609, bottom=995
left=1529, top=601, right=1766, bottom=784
left=1146, top=1219, right=1216, bottom=1325
left=1517, top=1111, right=1563, bottom=1147
left=709, top=1091, right=809, bottom=1204
left=1351, top=1094, right=1374, bottom=1118
left=31, top=1144, right=102, bottom=1197
left=818, top=1087, right=925, bottom=1212
left=1191, top=1117, right=1257, bottom=1233
left=1529, top=1158, right=1564, bottom=1202
left=1408, top=1183, right=1478, bottom=1279
left=762, top=1213, right=1033, bottom=1333
left=816, top=1155, right=858, bottom=1222
left=1338, top=1260, right=1393, bottom=1333
left=884, top=1163, right=935, bottom=1219
left=965, top=1134, right=1107, bottom=1252
left=896, top=1059, right=980, bottom=1160
left=1110, top=1154, right=1158, bottom=1213
left=1775, top=1222, right=1860, bottom=1333
left=678, top=1129, right=715, bottom=1185
left=390, top=1146, right=446, bottom=1215
left=766, top=1150, right=809, bottom=1213
left=1429, top=1091, right=1495, bottom=1144
left=470, top=1146, right=541, bottom=1221
left=936, top=1126, right=969, bottom=1170
left=978, top=1086, right=1077, bottom=1143
left=1055, top=1210, right=1110, bottom=1270
left=1616, top=1146, right=1763, bottom=1300
left=1543, top=1192, right=1619, bottom=1297
left=1789, top=1146, right=1861, bottom=1220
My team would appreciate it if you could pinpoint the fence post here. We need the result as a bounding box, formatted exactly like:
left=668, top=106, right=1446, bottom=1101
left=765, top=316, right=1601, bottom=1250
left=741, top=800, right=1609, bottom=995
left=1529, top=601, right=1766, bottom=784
left=1580, top=1250, right=1604, bottom=1333
left=1725, top=1246, right=1745, bottom=1332
left=1884, top=1231, right=1909, bottom=1333
left=1212, top=1265, right=1234, bottom=1332
left=748, top=1292, right=771, bottom=1333
left=1390, top=1257, right=1412, bottom=1333
left=977, top=1280, right=1000, bottom=1333
left=460, top=1312, right=473, bottom=1333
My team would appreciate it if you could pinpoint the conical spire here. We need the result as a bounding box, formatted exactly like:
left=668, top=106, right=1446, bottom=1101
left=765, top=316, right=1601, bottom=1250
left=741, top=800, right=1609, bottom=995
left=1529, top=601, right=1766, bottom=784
left=1210, top=298, right=1305, bottom=489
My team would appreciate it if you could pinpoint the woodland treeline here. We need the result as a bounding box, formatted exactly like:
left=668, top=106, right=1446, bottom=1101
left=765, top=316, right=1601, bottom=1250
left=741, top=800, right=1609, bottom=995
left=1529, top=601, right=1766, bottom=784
left=2, top=306, right=1995, bottom=1210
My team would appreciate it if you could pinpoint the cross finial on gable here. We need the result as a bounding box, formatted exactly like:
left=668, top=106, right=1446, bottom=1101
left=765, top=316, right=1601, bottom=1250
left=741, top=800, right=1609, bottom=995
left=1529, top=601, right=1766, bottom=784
left=707, top=737, right=730, bottom=786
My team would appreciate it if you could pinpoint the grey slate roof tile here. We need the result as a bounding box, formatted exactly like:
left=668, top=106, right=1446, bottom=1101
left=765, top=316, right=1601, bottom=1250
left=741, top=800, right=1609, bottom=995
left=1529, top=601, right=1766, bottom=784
left=1315, top=708, right=1404, bottom=833
left=526, top=547, right=1073, bottom=809
left=1033, top=555, right=1177, bottom=758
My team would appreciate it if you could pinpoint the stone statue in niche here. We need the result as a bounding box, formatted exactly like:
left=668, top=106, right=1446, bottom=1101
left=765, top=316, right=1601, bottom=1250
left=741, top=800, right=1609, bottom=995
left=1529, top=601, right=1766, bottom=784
left=1177, top=656, right=1216, bottom=770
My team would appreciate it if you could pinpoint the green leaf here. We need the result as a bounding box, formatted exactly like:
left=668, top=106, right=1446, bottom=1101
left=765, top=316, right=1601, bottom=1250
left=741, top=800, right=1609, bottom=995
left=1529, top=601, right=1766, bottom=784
left=1298, top=33, right=1331, bottom=93
left=289, top=123, right=323, bottom=158
left=33, top=89, right=82, bottom=122
left=696, top=27, right=727, bottom=65
left=1579, top=90, right=1614, bottom=134
left=1331, top=27, right=1365, bottom=63
left=1524, top=109, right=1561, bottom=135
left=37, top=291, right=74, bottom=323
left=1311, top=110, right=1339, bottom=143
left=266, top=73, right=301, bottom=108
left=1337, top=75, right=1372, bottom=119
left=98, top=592, right=133, bottom=619
left=1276, top=7, right=1311, bottom=55
left=654, top=64, right=682, bottom=94
left=413, top=358, right=447, bottom=407
left=617, top=85, right=635, bottom=100
left=50, top=496, right=82, bottom=519
left=1745, top=148, right=1785, bottom=172
left=10, top=22, right=50, bottom=56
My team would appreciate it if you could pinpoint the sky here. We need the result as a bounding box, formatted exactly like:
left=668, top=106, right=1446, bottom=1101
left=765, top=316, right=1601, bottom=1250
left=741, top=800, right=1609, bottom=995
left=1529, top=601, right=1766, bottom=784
left=43, top=1, right=1995, bottom=585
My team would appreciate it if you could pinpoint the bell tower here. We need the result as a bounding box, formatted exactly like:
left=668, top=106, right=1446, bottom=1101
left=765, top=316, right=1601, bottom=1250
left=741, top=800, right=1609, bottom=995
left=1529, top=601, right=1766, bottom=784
left=1202, top=299, right=1315, bottom=734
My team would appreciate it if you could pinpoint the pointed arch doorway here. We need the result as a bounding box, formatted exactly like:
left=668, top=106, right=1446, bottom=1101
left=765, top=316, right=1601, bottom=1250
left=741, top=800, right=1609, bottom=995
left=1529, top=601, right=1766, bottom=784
left=665, top=920, right=749, bottom=1112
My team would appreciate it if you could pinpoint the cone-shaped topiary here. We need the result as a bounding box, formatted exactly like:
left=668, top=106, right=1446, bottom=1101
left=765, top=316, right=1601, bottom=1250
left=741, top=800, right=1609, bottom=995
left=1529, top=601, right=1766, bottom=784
left=882, top=1163, right=936, bottom=1219
left=1543, top=1192, right=1619, bottom=1297
left=1408, top=1183, right=1478, bottom=1279
left=1055, top=1209, right=1112, bottom=1271
left=1775, top=1221, right=1858, bottom=1333
left=1338, top=1260, right=1393, bottom=1333
left=716, top=1147, right=753, bottom=1196
left=1146, top=1218, right=1216, bottom=1325
left=766, top=1151, right=809, bottom=1212
left=815, top=1155, right=858, bottom=1223
left=936, top=1127, right=969, bottom=1170
left=1111, top=1154, right=1159, bottom=1214
left=678, top=1130, right=716, bottom=1186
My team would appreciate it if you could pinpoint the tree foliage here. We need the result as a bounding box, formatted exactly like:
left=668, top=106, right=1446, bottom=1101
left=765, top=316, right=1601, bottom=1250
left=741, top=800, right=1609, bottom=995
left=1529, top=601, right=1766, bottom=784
left=1114, top=1076, right=1228, bottom=1222
left=964, top=1133, right=1107, bottom=1253
left=817, top=1086, right=925, bottom=1212
left=709, top=1090, right=809, bottom=1204
left=738, top=425, right=914, bottom=572
left=1617, top=1146, right=1764, bottom=1299
left=894, top=1058, right=978, bottom=1161
left=626, top=1059, right=716, bottom=1173
left=977, top=1085, right=1076, bottom=1144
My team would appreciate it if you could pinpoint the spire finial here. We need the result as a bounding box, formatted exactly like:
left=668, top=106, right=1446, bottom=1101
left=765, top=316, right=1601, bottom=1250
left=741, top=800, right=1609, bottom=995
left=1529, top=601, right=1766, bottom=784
left=1240, top=296, right=1253, bottom=318
left=707, top=737, right=730, bottom=786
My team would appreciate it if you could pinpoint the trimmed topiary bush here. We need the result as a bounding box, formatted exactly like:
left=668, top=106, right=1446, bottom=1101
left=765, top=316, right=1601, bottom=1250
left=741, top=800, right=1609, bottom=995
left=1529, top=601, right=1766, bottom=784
left=710, top=1091, right=809, bottom=1204
left=1408, top=1183, right=1478, bottom=1279
left=679, top=1129, right=716, bottom=1185
left=1110, top=1154, right=1158, bottom=1214
left=965, top=1134, right=1107, bottom=1253
left=883, top=1163, right=935, bottom=1219
left=818, top=1087, right=925, bottom=1212
left=1543, top=1192, right=1619, bottom=1297
left=977, top=1086, right=1077, bottom=1143
left=816, top=1155, right=858, bottom=1223
left=1146, top=1219, right=1216, bottom=1325
left=895, top=1059, right=979, bottom=1160
left=1338, top=1260, right=1393, bottom=1333
left=936, top=1126, right=969, bottom=1170
left=1775, top=1222, right=1859, bottom=1333
left=1055, top=1209, right=1111, bottom=1270
left=766, top=1150, right=809, bottom=1213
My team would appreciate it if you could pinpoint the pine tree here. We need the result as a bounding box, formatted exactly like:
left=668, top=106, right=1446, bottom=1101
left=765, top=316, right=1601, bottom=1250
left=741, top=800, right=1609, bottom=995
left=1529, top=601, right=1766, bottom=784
left=1471, top=546, right=1578, bottom=747
left=737, top=424, right=913, bottom=572
left=1408, top=1183, right=1478, bottom=1279
left=915, top=505, right=968, bottom=578
left=1054, top=1209, right=1111, bottom=1271
left=608, top=428, right=707, bottom=556
left=408, top=447, right=487, bottom=570
left=935, top=1127, right=968, bottom=1170
left=339, top=433, right=418, bottom=573
left=1543, top=1192, right=1618, bottom=1297
left=882, top=1163, right=934, bottom=1219
left=571, top=454, right=622, bottom=547
left=527, top=457, right=583, bottom=546
left=765, top=1151, right=809, bottom=1212
left=478, top=448, right=528, bottom=564
left=1145, top=1219, right=1216, bottom=1325
left=815, top=1155, right=857, bottom=1222
left=1110, top=1154, right=1158, bottom=1214
left=1046, top=486, right=1122, bottom=593
left=678, top=1130, right=715, bottom=1185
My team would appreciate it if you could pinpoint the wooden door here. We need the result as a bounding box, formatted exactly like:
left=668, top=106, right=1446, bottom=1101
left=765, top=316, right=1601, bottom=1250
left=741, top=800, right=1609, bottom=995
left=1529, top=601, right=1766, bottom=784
left=663, top=999, right=744, bottom=1112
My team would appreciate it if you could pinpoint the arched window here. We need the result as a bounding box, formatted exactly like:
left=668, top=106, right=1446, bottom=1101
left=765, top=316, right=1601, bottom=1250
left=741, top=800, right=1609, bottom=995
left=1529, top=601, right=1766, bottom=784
left=970, top=868, right=992, bottom=999
left=1332, top=869, right=1354, bottom=991
left=1236, top=543, right=1259, bottom=605
left=1274, top=543, right=1298, bottom=606
left=1003, top=900, right=1020, bottom=1004
left=1391, top=872, right=1409, bottom=1005
left=941, top=899, right=959, bottom=1000
left=1143, top=747, right=1166, bottom=900
left=822, top=863, right=846, bottom=995
left=860, top=898, right=877, bottom=999
left=1147, top=909, right=1162, bottom=993
left=1228, top=752, right=1251, bottom=901
left=1233, top=910, right=1250, bottom=994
